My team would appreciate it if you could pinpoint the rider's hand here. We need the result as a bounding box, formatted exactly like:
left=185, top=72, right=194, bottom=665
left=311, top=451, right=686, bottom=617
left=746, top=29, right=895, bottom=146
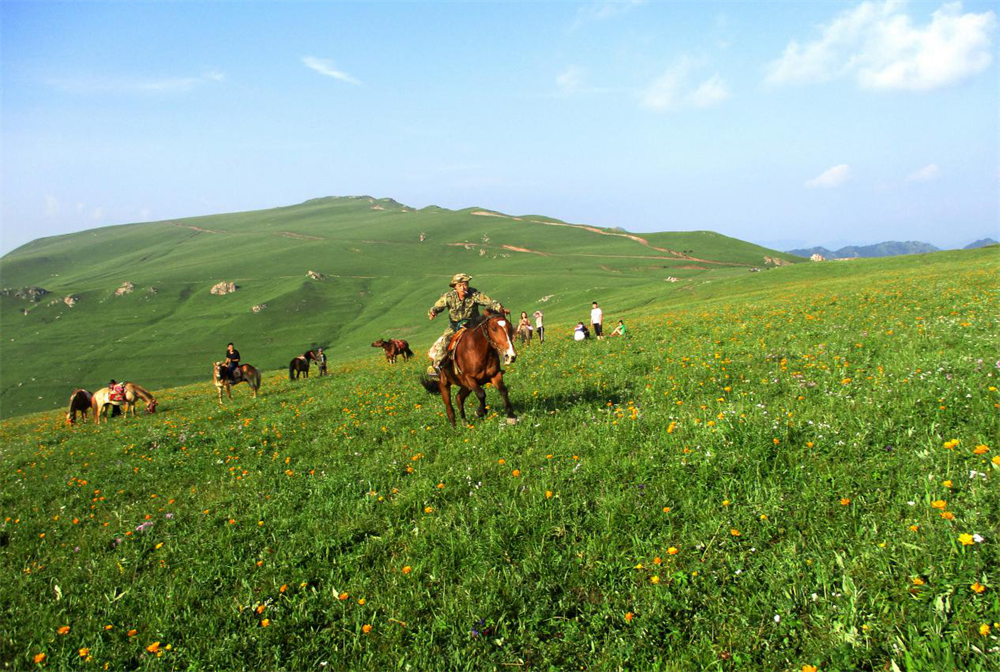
left=428, top=312, right=436, bottom=321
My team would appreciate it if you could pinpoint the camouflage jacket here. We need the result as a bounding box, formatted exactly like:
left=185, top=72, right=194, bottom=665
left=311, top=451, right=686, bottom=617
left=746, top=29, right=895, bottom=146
left=429, top=288, right=503, bottom=328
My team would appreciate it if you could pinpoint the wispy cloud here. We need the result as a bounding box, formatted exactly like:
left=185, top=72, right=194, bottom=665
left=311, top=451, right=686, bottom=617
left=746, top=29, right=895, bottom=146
left=554, top=66, right=616, bottom=96
left=805, top=164, right=851, bottom=189
left=640, top=58, right=731, bottom=111
left=766, top=1, right=997, bottom=91
left=46, top=69, right=225, bottom=94
left=44, top=195, right=60, bottom=217
left=907, top=163, right=941, bottom=182
left=570, top=0, right=647, bottom=31
left=302, top=56, right=361, bottom=85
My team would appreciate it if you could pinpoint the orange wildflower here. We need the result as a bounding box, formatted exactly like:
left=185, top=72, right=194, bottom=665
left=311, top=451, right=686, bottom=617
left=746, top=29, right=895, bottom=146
left=667, top=546, right=679, bottom=555
left=56, top=626, right=70, bottom=635
left=362, top=624, right=372, bottom=634
left=146, top=642, right=160, bottom=653
left=971, top=582, right=985, bottom=594
left=402, top=566, right=412, bottom=575
left=33, top=653, right=45, bottom=664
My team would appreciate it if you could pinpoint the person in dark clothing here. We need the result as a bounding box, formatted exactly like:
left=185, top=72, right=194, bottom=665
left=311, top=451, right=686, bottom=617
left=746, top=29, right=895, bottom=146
left=225, top=343, right=241, bottom=382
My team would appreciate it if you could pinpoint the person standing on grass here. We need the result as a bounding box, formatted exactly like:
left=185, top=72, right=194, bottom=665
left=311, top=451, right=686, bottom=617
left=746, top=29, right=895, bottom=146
left=533, top=310, right=544, bottom=343
left=590, top=301, right=604, bottom=340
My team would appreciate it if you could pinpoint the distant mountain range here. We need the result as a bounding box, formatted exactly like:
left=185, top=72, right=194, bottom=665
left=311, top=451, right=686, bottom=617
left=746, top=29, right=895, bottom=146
left=788, top=238, right=997, bottom=259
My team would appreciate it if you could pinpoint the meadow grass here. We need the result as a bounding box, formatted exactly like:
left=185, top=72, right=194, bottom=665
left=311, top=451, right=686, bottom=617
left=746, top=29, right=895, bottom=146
left=1, top=251, right=998, bottom=670
left=0, top=196, right=802, bottom=418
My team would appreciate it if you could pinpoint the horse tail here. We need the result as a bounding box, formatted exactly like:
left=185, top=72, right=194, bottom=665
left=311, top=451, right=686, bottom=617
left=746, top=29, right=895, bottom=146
left=288, top=362, right=294, bottom=380
left=419, top=376, right=440, bottom=394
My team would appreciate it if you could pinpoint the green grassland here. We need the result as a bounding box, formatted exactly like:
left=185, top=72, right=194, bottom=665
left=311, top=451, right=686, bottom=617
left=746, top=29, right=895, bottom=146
left=0, top=196, right=800, bottom=419
left=1, top=247, right=997, bottom=670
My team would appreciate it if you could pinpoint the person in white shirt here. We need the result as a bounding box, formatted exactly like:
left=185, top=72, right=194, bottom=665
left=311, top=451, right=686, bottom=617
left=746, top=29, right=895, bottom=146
left=590, top=301, right=604, bottom=340
left=533, top=310, right=544, bottom=343
left=573, top=322, right=588, bottom=341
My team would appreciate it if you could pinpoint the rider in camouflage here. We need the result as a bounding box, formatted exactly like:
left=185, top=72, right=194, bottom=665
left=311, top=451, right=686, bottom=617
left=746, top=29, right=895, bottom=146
left=426, top=273, right=506, bottom=379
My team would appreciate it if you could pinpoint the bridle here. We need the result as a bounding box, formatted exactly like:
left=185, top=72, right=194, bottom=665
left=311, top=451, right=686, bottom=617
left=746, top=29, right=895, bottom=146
left=475, top=315, right=513, bottom=360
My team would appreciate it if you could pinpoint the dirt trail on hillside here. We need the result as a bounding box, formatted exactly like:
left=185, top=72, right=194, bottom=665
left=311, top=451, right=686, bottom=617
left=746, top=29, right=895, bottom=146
left=502, top=244, right=549, bottom=256
left=276, top=231, right=324, bottom=241
left=174, top=223, right=224, bottom=234
left=470, top=210, right=735, bottom=266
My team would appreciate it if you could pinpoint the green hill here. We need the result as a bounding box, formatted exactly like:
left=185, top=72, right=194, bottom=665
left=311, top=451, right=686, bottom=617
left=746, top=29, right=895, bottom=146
left=1, top=248, right=996, bottom=670
left=0, top=196, right=799, bottom=418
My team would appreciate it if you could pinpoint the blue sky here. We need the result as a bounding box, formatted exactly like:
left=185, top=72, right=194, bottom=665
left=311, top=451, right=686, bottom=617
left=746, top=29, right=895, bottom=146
left=2, top=0, right=997, bottom=254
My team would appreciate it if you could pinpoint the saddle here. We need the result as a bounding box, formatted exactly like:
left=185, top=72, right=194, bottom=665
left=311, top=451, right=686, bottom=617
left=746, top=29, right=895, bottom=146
left=109, top=383, right=127, bottom=403
left=442, top=328, right=468, bottom=375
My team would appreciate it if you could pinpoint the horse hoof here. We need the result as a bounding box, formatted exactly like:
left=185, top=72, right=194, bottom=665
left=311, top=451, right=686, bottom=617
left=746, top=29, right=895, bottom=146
left=506, top=417, right=519, bottom=425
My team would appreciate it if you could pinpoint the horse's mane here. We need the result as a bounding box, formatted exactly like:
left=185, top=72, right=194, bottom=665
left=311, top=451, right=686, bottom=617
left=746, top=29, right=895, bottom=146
left=127, top=383, right=154, bottom=401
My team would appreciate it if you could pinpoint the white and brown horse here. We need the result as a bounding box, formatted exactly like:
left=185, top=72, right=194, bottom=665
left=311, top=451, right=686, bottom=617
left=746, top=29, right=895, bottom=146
left=66, top=389, right=93, bottom=424
left=91, top=383, right=158, bottom=424
left=213, top=361, right=261, bottom=404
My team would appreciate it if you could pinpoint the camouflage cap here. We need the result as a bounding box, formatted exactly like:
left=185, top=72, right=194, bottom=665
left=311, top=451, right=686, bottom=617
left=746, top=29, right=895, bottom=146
left=450, top=273, right=472, bottom=287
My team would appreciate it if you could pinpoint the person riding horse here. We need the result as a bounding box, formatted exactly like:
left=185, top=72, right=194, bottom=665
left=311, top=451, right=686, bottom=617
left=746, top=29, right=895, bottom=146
left=224, top=343, right=241, bottom=382
left=427, top=273, right=507, bottom=380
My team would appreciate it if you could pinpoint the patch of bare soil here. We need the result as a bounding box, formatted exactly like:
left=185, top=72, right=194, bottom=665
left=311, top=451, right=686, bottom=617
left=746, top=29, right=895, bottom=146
left=502, top=244, right=549, bottom=256
left=276, top=231, right=324, bottom=241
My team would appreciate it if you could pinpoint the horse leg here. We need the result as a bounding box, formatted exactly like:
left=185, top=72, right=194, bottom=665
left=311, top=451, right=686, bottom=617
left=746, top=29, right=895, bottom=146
left=440, top=381, right=457, bottom=427
left=473, top=385, right=488, bottom=418
left=490, top=372, right=517, bottom=421
left=456, top=387, right=470, bottom=423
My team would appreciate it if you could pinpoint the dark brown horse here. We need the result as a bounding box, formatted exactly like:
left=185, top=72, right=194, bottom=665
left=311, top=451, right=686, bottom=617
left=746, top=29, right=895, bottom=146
left=372, top=339, right=414, bottom=364
left=288, top=350, right=319, bottom=380
left=66, top=389, right=93, bottom=424
left=420, top=313, right=518, bottom=426
left=214, top=361, right=261, bottom=404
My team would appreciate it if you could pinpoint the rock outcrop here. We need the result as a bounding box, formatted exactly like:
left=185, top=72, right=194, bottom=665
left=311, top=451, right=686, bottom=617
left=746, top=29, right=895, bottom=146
left=210, top=281, right=238, bottom=295
left=252, top=304, right=267, bottom=313
left=63, top=295, right=79, bottom=308
left=763, top=256, right=793, bottom=267
left=115, top=282, right=135, bottom=296
left=306, top=271, right=326, bottom=281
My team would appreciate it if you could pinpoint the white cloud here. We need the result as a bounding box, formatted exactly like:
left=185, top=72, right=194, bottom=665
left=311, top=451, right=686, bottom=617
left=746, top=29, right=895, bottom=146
left=687, top=74, right=731, bottom=107
left=767, top=1, right=997, bottom=91
left=44, top=195, right=60, bottom=217
left=556, top=66, right=587, bottom=94
left=571, top=0, right=647, bottom=30
left=302, top=56, right=361, bottom=85
left=90, top=207, right=105, bottom=221
left=805, top=164, right=851, bottom=188
left=907, top=163, right=941, bottom=182
left=47, top=70, right=225, bottom=94
left=641, top=58, right=731, bottom=111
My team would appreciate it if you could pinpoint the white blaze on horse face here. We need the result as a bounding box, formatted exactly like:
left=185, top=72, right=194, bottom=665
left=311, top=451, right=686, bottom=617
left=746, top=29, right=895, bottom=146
left=494, top=321, right=516, bottom=363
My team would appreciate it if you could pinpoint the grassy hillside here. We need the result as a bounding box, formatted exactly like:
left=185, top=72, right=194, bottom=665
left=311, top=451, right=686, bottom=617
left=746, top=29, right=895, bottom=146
left=1, top=249, right=996, bottom=670
left=0, top=197, right=800, bottom=418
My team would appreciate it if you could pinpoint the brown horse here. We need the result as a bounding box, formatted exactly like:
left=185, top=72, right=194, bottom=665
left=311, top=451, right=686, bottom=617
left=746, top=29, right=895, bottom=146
left=372, top=339, right=414, bottom=364
left=420, top=313, right=518, bottom=427
left=289, top=350, right=319, bottom=380
left=66, top=389, right=93, bottom=424
left=214, top=361, right=261, bottom=403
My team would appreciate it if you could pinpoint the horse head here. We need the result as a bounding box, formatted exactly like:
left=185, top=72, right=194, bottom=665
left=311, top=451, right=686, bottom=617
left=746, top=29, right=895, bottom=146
left=371, top=340, right=385, bottom=348
left=66, top=413, right=74, bottom=425
left=213, top=361, right=224, bottom=380
left=146, top=399, right=158, bottom=414
left=486, top=315, right=517, bottom=365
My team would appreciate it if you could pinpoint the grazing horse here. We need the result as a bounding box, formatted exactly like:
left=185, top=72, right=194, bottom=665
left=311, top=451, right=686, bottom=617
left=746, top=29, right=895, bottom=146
left=66, top=389, right=93, bottom=424
left=90, top=382, right=158, bottom=424
left=289, top=350, right=318, bottom=380
left=372, top=339, right=414, bottom=364
left=420, top=313, right=518, bottom=427
left=214, top=361, right=261, bottom=403
left=124, top=382, right=158, bottom=416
